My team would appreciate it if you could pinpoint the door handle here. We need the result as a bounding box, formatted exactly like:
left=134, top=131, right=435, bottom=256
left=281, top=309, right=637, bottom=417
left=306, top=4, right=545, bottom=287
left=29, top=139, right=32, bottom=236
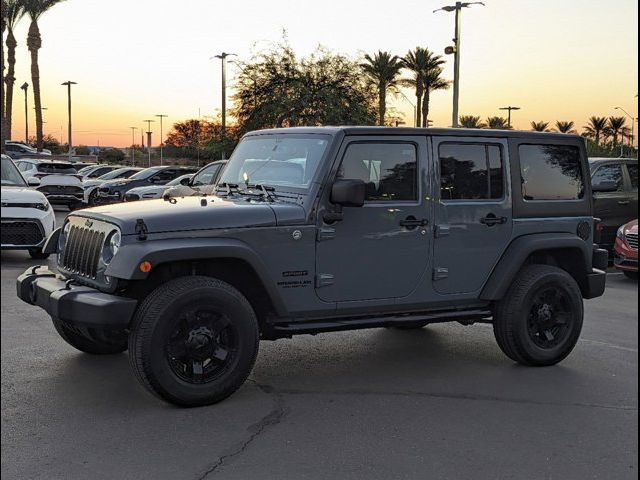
left=400, top=217, right=429, bottom=229
left=480, top=214, right=507, bottom=226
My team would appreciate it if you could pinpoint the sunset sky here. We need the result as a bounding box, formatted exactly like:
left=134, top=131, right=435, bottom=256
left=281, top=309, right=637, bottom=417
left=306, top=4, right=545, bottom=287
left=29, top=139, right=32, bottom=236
left=4, top=0, right=638, bottom=147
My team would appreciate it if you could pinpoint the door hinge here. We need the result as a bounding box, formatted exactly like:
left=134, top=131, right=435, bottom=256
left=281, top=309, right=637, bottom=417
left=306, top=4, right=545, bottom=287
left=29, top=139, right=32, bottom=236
left=317, top=227, right=336, bottom=242
left=433, top=267, right=449, bottom=281
left=315, top=273, right=335, bottom=288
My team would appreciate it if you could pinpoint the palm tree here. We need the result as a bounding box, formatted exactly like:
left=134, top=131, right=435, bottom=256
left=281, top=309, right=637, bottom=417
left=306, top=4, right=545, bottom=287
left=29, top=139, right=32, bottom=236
left=3, top=0, right=25, bottom=141
left=530, top=121, right=550, bottom=132
left=1, top=0, right=7, bottom=153
left=582, top=116, right=608, bottom=145
left=421, top=50, right=448, bottom=127
left=555, top=121, right=576, bottom=134
left=22, top=0, right=64, bottom=152
left=486, top=116, right=511, bottom=129
left=401, top=47, right=428, bottom=128
left=607, top=116, right=627, bottom=147
left=459, top=115, right=486, bottom=128
left=361, top=51, right=403, bottom=126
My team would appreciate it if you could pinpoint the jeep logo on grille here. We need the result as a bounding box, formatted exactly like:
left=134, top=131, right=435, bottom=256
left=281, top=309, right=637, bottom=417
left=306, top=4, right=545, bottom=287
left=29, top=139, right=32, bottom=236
left=85, top=219, right=93, bottom=228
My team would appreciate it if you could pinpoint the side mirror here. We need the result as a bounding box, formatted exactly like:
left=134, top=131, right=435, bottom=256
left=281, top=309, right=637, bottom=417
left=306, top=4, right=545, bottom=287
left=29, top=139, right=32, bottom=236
left=331, top=179, right=366, bottom=207
left=180, top=177, right=191, bottom=186
left=27, top=177, right=41, bottom=187
left=592, top=181, right=618, bottom=193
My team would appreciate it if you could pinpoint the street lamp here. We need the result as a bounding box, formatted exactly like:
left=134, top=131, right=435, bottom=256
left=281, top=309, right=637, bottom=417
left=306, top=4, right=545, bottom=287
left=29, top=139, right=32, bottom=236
left=20, top=82, right=29, bottom=143
left=499, top=106, right=521, bottom=128
left=143, top=119, right=155, bottom=167
left=614, top=106, right=636, bottom=152
left=61, top=81, right=77, bottom=159
left=434, top=1, right=485, bottom=128
left=129, top=126, right=138, bottom=166
left=155, top=114, right=168, bottom=165
left=211, top=52, right=236, bottom=136
left=396, top=90, right=417, bottom=127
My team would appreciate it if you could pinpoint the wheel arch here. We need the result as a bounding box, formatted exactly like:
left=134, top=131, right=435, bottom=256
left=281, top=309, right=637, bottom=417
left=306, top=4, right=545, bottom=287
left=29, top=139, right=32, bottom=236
left=480, top=233, right=593, bottom=301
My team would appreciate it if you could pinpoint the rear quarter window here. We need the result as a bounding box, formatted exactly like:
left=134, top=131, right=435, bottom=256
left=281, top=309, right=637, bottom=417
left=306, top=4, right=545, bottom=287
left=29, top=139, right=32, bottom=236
left=519, top=144, right=584, bottom=201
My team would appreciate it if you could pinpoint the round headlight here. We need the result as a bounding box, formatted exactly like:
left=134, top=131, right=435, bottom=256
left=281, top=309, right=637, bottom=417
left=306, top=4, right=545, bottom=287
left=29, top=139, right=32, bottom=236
left=102, top=230, right=121, bottom=264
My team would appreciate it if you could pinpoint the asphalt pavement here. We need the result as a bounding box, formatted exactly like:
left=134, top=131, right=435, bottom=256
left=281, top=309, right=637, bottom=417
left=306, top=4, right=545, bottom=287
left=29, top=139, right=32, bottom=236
left=1, top=209, right=637, bottom=479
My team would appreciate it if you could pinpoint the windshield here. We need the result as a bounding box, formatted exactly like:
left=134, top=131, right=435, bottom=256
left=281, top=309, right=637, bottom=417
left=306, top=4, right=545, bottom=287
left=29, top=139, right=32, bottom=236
left=98, top=168, right=139, bottom=180
left=1, top=157, right=27, bottom=187
left=219, top=135, right=329, bottom=190
left=77, top=166, right=94, bottom=175
left=130, top=167, right=164, bottom=180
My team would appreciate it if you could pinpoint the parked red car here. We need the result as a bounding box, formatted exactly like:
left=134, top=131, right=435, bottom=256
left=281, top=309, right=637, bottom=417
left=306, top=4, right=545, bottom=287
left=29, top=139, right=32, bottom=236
left=614, top=219, right=638, bottom=279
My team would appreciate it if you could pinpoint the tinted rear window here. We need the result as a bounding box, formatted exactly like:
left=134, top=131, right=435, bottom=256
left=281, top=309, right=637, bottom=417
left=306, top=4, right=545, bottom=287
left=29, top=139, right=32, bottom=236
left=37, top=163, right=77, bottom=175
left=519, top=145, right=584, bottom=200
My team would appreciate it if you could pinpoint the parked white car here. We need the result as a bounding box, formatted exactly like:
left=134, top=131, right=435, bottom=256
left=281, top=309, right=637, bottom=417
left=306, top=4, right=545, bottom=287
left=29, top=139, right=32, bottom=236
left=124, top=174, right=194, bottom=201
left=5, top=141, right=52, bottom=158
left=83, top=167, right=142, bottom=205
left=1, top=155, right=55, bottom=258
left=13, top=158, right=84, bottom=209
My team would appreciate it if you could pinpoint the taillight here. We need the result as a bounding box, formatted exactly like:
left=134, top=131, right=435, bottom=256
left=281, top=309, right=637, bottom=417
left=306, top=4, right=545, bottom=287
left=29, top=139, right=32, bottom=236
left=594, top=218, right=603, bottom=244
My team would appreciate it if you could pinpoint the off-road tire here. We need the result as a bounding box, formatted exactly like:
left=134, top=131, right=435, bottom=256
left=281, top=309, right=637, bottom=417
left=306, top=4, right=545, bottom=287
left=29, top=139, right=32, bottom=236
left=52, top=317, right=128, bottom=354
left=28, top=249, right=49, bottom=260
left=493, top=265, right=583, bottom=367
left=128, top=276, right=260, bottom=407
left=623, top=271, right=638, bottom=280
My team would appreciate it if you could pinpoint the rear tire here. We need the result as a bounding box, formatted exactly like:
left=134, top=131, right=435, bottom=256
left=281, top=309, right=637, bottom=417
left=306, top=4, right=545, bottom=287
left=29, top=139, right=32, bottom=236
left=493, top=265, right=583, bottom=367
left=623, top=271, right=638, bottom=280
left=28, top=249, right=49, bottom=260
left=128, top=276, right=260, bottom=407
left=52, top=317, right=128, bottom=355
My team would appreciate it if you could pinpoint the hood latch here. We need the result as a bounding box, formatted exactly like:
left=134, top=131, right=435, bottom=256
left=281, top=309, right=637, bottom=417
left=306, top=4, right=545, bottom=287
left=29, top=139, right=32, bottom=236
left=135, top=218, right=149, bottom=241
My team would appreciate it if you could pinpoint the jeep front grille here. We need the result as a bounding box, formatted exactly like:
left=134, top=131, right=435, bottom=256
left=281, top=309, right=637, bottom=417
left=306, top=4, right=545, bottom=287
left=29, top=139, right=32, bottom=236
left=61, top=225, right=106, bottom=278
left=627, top=233, right=638, bottom=250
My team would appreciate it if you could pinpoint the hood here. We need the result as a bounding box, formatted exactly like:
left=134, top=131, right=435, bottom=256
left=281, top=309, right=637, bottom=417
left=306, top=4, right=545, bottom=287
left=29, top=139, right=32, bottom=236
left=625, top=220, right=638, bottom=234
left=1, top=186, right=48, bottom=204
left=71, top=196, right=282, bottom=235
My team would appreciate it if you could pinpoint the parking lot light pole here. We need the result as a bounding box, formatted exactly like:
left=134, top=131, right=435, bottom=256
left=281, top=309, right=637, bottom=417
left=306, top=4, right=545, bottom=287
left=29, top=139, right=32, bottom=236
left=155, top=114, right=168, bottom=165
left=434, top=2, right=484, bottom=128
left=614, top=106, right=636, bottom=151
left=212, top=52, right=236, bottom=136
left=499, top=106, right=521, bottom=128
left=61, top=81, right=77, bottom=160
left=397, top=90, right=417, bottom=127
left=20, top=82, right=29, bottom=143
left=143, top=119, right=155, bottom=167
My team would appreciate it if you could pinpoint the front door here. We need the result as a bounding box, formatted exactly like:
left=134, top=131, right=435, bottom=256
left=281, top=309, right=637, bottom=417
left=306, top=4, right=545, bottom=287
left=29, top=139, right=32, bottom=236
left=432, top=136, right=513, bottom=295
left=315, top=136, right=431, bottom=303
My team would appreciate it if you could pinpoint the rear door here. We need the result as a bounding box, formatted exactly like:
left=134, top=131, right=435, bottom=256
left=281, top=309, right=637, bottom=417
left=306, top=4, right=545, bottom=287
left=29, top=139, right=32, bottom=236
left=432, top=136, right=512, bottom=294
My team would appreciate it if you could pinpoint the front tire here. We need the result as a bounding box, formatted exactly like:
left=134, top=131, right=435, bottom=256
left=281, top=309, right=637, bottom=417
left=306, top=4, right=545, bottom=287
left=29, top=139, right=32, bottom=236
left=128, top=276, right=260, bottom=407
left=493, top=265, right=583, bottom=367
left=52, top=317, right=128, bottom=354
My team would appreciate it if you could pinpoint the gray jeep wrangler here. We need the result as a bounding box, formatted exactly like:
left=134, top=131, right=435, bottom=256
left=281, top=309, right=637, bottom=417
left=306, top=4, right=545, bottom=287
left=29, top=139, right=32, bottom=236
left=17, top=127, right=608, bottom=407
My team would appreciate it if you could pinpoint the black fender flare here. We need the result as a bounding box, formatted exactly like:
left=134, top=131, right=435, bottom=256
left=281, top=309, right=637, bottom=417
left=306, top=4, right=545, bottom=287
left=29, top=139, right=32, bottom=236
left=105, top=237, right=286, bottom=314
left=479, top=233, right=592, bottom=301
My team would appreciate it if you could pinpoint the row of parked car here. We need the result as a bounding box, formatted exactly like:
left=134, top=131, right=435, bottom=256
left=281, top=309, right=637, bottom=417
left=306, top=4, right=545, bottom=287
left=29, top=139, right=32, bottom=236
left=1, top=154, right=228, bottom=258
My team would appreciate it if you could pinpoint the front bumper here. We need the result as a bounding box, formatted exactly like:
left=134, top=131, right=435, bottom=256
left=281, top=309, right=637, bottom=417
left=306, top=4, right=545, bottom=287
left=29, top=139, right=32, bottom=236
left=95, top=191, right=122, bottom=204
left=16, top=266, right=137, bottom=329
left=613, top=238, right=638, bottom=272
left=584, top=269, right=607, bottom=299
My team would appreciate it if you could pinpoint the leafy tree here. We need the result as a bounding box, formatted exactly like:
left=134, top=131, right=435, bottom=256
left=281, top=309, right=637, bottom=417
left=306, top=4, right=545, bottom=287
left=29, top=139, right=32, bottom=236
left=98, top=148, right=125, bottom=164
left=607, top=116, right=627, bottom=146
left=459, top=115, right=486, bottom=128
left=164, top=119, right=239, bottom=160
left=486, top=116, right=511, bottom=129
left=555, top=121, right=576, bottom=134
left=361, top=50, right=404, bottom=125
left=531, top=121, right=550, bottom=132
left=2, top=0, right=24, bottom=141
left=74, top=145, right=91, bottom=155
left=233, top=44, right=377, bottom=131
left=583, top=116, right=608, bottom=145
left=421, top=50, right=448, bottom=127
left=27, top=133, right=63, bottom=153
left=22, top=0, right=65, bottom=152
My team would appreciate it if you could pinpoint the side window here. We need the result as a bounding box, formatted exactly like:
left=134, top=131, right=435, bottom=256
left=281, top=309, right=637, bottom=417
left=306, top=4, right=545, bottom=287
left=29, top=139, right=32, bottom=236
left=626, top=164, right=638, bottom=191
left=439, top=143, right=504, bottom=200
left=192, top=165, right=221, bottom=186
left=519, top=144, right=584, bottom=201
left=339, top=143, right=417, bottom=202
left=592, top=164, right=624, bottom=192
left=152, top=169, right=179, bottom=182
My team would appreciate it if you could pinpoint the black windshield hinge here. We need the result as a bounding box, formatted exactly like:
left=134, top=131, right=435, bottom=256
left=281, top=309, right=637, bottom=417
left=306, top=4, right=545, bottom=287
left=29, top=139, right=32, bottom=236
left=135, top=218, right=148, bottom=241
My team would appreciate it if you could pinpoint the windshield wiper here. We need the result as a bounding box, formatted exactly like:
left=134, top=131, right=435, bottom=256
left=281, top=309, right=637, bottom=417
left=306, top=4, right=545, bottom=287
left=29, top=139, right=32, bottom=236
left=238, top=183, right=277, bottom=202
left=215, top=182, right=241, bottom=196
